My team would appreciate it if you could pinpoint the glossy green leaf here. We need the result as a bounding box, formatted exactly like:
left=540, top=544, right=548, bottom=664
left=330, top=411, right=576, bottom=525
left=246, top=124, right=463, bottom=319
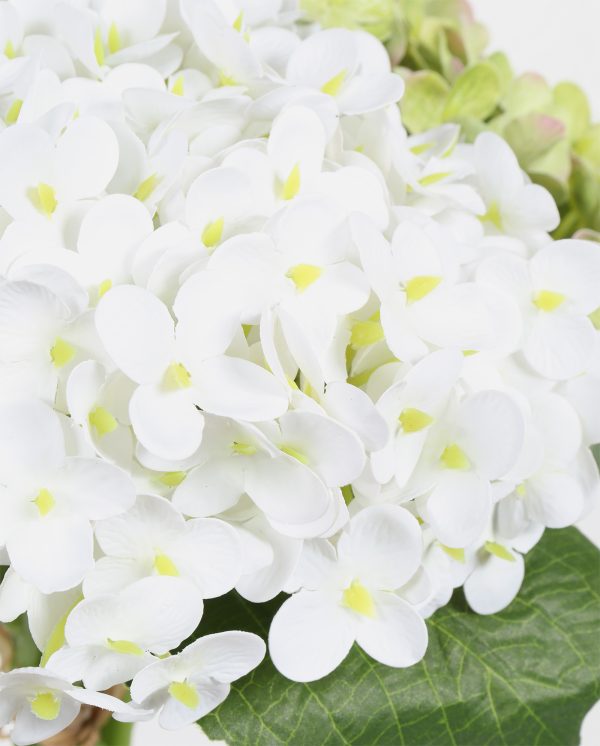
left=442, top=62, right=501, bottom=122
left=198, top=528, right=600, bottom=745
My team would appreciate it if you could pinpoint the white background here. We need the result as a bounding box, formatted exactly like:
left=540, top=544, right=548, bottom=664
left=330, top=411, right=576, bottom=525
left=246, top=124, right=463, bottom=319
left=133, top=1, right=600, bottom=744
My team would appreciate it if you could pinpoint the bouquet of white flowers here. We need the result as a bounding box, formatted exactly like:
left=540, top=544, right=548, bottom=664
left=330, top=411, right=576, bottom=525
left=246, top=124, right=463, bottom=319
left=0, top=1, right=598, bottom=745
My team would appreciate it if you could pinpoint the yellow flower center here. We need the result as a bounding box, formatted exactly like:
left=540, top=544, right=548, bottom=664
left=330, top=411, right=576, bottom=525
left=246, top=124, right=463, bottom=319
left=202, top=217, right=225, bottom=248
left=440, top=443, right=470, bottom=470
left=134, top=173, right=159, bottom=202
left=321, top=69, right=347, bottom=96
left=154, top=553, right=179, bottom=576
left=342, top=580, right=375, bottom=618
left=33, top=488, right=55, bottom=517
left=484, top=541, right=515, bottom=562
left=398, top=408, right=434, bottom=433
left=30, top=692, right=61, bottom=720
left=282, top=163, right=301, bottom=200
left=158, top=471, right=187, bottom=487
left=533, top=290, right=565, bottom=312
left=286, top=264, right=322, bottom=292
left=50, top=337, right=75, bottom=368
left=164, top=362, right=192, bottom=389
left=440, top=545, right=465, bottom=562
left=169, top=681, right=199, bottom=709
left=405, top=275, right=442, bottom=303
left=88, top=406, right=118, bottom=437
left=280, top=445, right=309, bottom=465
left=232, top=441, right=258, bottom=456
left=107, top=639, right=144, bottom=656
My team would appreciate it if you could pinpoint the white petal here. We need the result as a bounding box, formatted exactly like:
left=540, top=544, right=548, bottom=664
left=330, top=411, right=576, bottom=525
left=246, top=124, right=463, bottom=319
left=277, top=411, right=365, bottom=487
left=355, top=592, right=427, bottom=667
left=426, top=471, right=492, bottom=548
left=0, top=568, right=29, bottom=622
left=0, top=399, right=65, bottom=481
left=175, top=518, right=241, bottom=598
left=159, top=681, right=229, bottom=728
left=129, top=384, right=204, bottom=461
left=456, top=391, right=524, bottom=480
left=526, top=472, right=585, bottom=528
left=192, top=356, right=288, bottom=422
left=337, top=505, right=423, bottom=590
left=11, top=695, right=79, bottom=746
left=322, top=381, right=388, bottom=452
left=525, top=312, right=595, bottom=380
left=173, top=458, right=244, bottom=517
left=77, top=195, right=153, bottom=284
left=245, top=454, right=331, bottom=528
left=53, top=458, right=135, bottom=520
left=464, top=552, right=524, bottom=615
left=178, top=630, right=266, bottom=683
left=8, top=514, right=93, bottom=594
left=268, top=591, right=354, bottom=682
left=96, top=285, right=175, bottom=384
left=55, top=117, right=119, bottom=201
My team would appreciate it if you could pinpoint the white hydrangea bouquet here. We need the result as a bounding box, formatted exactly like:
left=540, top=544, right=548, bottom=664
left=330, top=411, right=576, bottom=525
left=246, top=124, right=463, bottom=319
left=0, top=1, right=599, bottom=745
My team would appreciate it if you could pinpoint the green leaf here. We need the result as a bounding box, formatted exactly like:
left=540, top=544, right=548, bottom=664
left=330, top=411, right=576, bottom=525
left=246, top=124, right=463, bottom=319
left=442, top=62, right=501, bottom=122
left=400, top=70, right=450, bottom=133
left=198, top=528, right=600, bottom=745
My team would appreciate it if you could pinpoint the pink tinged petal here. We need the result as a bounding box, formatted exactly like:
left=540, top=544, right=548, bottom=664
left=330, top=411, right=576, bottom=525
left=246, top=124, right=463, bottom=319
left=525, top=312, right=595, bottom=380
left=268, top=590, right=355, bottom=682
left=464, top=552, right=524, bottom=615
left=456, top=391, right=524, bottom=480
left=337, top=505, right=423, bottom=590
left=129, top=384, right=204, bottom=461
left=0, top=399, right=65, bottom=479
left=192, top=356, right=288, bottom=422
left=426, top=471, right=492, bottom=548
left=95, top=285, right=175, bottom=384
left=8, top=514, right=94, bottom=594
left=53, top=458, right=135, bottom=520
left=245, top=453, right=331, bottom=528
left=355, top=592, right=428, bottom=667
left=526, top=472, right=585, bottom=528
left=54, top=117, right=119, bottom=201
left=173, top=458, right=245, bottom=518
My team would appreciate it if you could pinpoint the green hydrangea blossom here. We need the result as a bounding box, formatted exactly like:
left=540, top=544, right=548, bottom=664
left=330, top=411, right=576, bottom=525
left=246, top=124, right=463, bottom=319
left=301, top=0, right=599, bottom=237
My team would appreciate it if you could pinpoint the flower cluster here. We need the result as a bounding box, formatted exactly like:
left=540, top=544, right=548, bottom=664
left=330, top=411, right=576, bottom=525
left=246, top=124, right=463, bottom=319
left=0, top=0, right=599, bottom=743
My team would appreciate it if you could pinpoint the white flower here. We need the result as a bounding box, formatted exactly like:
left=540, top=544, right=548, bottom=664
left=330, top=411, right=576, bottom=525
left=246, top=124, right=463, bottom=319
left=122, top=631, right=265, bottom=729
left=0, top=117, right=119, bottom=221
left=47, top=576, right=203, bottom=691
left=95, top=284, right=288, bottom=460
left=284, top=29, right=404, bottom=115
left=463, top=132, right=560, bottom=244
left=412, top=390, right=525, bottom=548
left=0, top=399, right=135, bottom=592
left=269, top=505, right=427, bottom=681
left=0, top=666, right=136, bottom=746
left=84, top=494, right=241, bottom=599
left=477, top=239, right=600, bottom=379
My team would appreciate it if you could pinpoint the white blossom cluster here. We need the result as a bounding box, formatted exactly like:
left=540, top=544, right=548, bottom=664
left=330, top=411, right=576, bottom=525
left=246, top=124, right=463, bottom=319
left=0, top=0, right=599, bottom=743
